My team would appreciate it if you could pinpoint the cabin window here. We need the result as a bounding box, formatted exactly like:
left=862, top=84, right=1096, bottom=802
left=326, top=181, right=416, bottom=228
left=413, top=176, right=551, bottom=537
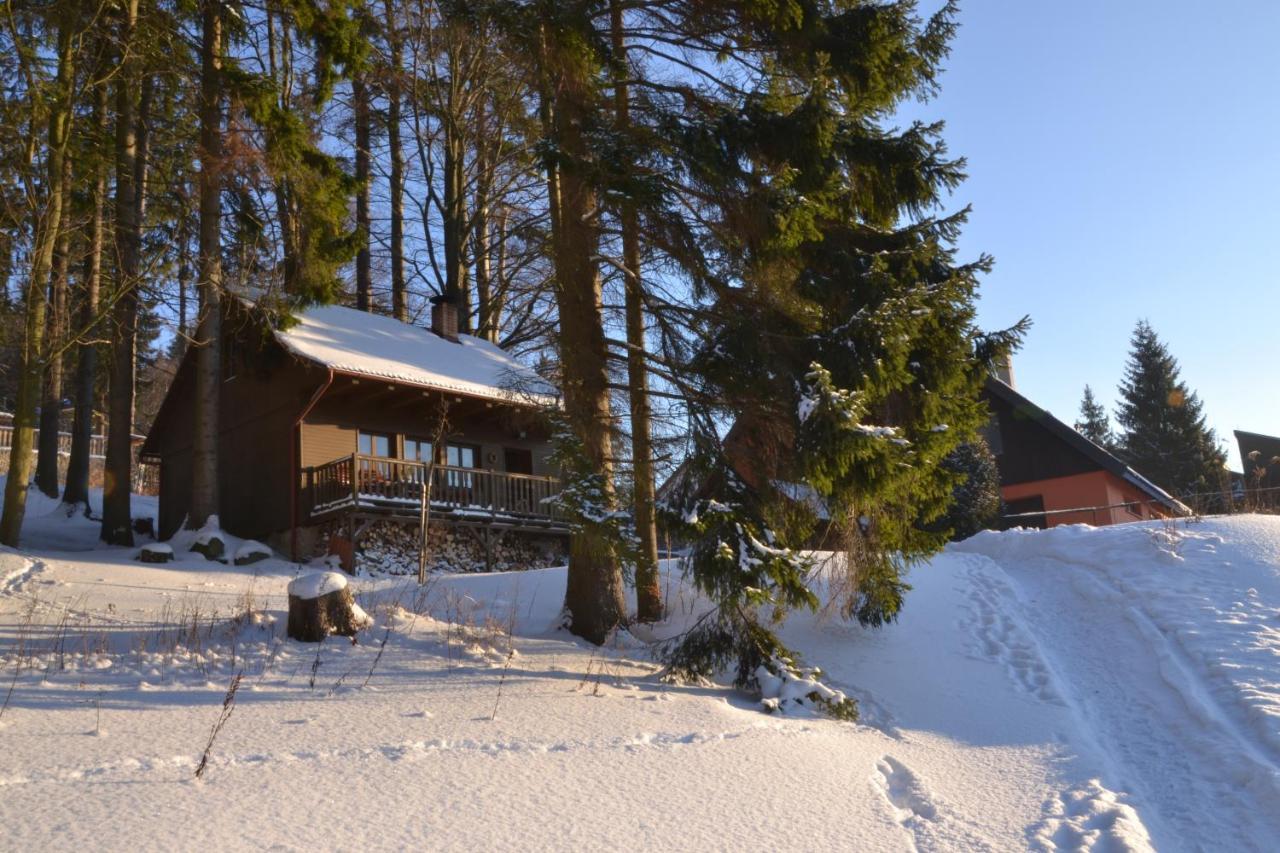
left=356, top=431, right=394, bottom=485
left=446, top=444, right=479, bottom=469
left=404, top=438, right=434, bottom=464
left=358, top=432, right=393, bottom=458
left=1125, top=502, right=1143, bottom=518
left=445, top=443, right=480, bottom=492
left=504, top=448, right=533, bottom=475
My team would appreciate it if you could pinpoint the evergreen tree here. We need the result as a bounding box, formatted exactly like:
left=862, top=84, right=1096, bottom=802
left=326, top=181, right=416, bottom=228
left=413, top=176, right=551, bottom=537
left=934, top=439, right=1001, bottom=541
left=1115, top=320, right=1226, bottom=498
left=1075, top=384, right=1114, bottom=449
left=655, top=0, right=1027, bottom=704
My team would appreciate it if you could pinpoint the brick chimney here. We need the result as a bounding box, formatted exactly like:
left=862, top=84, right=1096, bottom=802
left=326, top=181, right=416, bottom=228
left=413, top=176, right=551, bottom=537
left=431, top=295, right=459, bottom=342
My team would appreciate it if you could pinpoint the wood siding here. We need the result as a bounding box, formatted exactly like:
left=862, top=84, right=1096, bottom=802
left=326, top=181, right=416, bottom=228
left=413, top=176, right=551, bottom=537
left=301, top=420, right=357, bottom=468
left=148, top=305, right=330, bottom=540
left=984, top=391, right=1098, bottom=486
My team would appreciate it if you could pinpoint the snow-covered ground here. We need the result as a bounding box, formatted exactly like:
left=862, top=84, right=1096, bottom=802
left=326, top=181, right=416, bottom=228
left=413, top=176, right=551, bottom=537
left=0, top=484, right=1278, bottom=850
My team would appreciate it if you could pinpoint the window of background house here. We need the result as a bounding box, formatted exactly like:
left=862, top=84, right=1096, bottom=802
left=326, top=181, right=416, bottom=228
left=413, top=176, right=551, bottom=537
left=1004, top=495, right=1046, bottom=530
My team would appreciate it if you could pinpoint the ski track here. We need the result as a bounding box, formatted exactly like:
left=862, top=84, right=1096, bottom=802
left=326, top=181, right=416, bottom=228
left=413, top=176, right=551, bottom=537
left=970, top=550, right=1280, bottom=852
left=0, top=723, right=822, bottom=788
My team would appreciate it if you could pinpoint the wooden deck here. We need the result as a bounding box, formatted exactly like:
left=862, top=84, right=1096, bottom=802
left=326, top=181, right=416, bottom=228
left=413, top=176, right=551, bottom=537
left=302, top=453, right=569, bottom=533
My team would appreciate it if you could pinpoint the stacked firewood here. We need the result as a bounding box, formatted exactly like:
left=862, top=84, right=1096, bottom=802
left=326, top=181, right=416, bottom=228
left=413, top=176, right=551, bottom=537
left=351, top=521, right=566, bottom=575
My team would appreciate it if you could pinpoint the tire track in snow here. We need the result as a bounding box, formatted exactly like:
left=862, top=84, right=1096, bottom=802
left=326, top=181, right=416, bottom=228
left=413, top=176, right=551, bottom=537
left=987, top=553, right=1280, bottom=852
left=955, top=555, right=1161, bottom=851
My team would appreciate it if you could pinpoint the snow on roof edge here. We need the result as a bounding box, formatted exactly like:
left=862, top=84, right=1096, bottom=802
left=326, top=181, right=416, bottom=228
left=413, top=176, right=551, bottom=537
left=268, top=303, right=557, bottom=407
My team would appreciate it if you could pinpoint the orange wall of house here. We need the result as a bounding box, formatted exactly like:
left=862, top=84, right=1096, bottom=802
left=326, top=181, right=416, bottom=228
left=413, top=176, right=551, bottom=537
left=1001, top=470, right=1156, bottom=527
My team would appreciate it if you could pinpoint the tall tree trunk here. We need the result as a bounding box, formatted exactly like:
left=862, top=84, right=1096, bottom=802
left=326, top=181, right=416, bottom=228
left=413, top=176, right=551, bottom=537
left=611, top=0, right=661, bottom=621
left=64, top=78, right=107, bottom=510
left=353, top=72, right=372, bottom=311
left=101, top=0, right=141, bottom=546
left=541, top=28, right=626, bottom=644
left=189, top=0, right=223, bottom=531
left=176, top=202, right=191, bottom=344
left=491, top=205, right=509, bottom=336
left=35, top=156, right=73, bottom=498
left=443, top=121, right=469, bottom=330
left=269, top=8, right=301, bottom=291
left=0, top=16, right=75, bottom=546
left=472, top=100, right=492, bottom=339
left=383, top=0, right=406, bottom=321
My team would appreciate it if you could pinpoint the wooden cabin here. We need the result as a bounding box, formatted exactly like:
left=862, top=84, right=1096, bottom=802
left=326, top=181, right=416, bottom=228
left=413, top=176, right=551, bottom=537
left=141, top=298, right=568, bottom=569
left=981, top=376, right=1188, bottom=527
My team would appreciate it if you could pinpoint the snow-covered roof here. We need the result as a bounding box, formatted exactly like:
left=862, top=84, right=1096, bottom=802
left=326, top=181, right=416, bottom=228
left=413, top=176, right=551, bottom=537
left=274, top=304, right=553, bottom=405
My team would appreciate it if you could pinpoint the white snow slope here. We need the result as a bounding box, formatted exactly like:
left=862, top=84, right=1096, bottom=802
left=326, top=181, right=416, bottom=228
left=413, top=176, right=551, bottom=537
left=1, top=488, right=1278, bottom=851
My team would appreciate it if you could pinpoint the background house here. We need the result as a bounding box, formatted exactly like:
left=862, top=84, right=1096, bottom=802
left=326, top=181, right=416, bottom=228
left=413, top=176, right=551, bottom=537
left=981, top=376, right=1188, bottom=528
left=1234, top=429, right=1280, bottom=509
left=141, top=299, right=567, bottom=571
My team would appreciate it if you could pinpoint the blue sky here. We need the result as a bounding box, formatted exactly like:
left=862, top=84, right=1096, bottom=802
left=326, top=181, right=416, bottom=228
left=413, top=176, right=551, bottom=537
left=902, top=1, right=1280, bottom=470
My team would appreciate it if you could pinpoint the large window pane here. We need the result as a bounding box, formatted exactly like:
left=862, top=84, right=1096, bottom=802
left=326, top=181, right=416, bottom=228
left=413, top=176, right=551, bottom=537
left=405, top=438, right=433, bottom=463
left=446, top=444, right=477, bottom=468
left=359, top=432, right=392, bottom=457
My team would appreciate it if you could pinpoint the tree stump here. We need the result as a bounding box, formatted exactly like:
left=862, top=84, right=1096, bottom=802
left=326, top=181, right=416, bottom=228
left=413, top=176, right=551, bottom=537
left=286, top=572, right=369, bottom=643
left=191, top=534, right=226, bottom=562
left=139, top=543, right=173, bottom=564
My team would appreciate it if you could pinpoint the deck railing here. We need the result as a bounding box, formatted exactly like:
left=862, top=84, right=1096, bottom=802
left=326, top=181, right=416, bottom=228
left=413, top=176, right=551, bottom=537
left=304, top=453, right=564, bottom=523
left=0, top=425, right=109, bottom=458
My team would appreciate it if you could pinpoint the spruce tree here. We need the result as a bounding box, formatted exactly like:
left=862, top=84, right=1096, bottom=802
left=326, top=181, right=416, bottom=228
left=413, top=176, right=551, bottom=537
left=656, top=0, right=1026, bottom=705
left=1075, top=384, right=1114, bottom=450
left=1115, top=320, right=1226, bottom=498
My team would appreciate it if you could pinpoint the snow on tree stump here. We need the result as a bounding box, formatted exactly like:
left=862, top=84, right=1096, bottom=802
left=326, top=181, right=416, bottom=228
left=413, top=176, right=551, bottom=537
left=234, top=541, right=272, bottom=566
left=138, top=543, right=174, bottom=564
left=191, top=534, right=226, bottom=562
left=286, top=572, right=370, bottom=643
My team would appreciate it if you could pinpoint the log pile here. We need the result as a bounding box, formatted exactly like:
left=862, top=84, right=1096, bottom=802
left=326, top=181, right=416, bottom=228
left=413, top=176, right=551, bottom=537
left=351, top=521, right=566, bottom=576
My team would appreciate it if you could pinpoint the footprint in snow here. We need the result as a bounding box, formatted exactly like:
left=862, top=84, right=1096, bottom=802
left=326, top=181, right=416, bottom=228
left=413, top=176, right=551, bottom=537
left=872, top=755, right=937, bottom=823
left=1028, top=780, right=1154, bottom=852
